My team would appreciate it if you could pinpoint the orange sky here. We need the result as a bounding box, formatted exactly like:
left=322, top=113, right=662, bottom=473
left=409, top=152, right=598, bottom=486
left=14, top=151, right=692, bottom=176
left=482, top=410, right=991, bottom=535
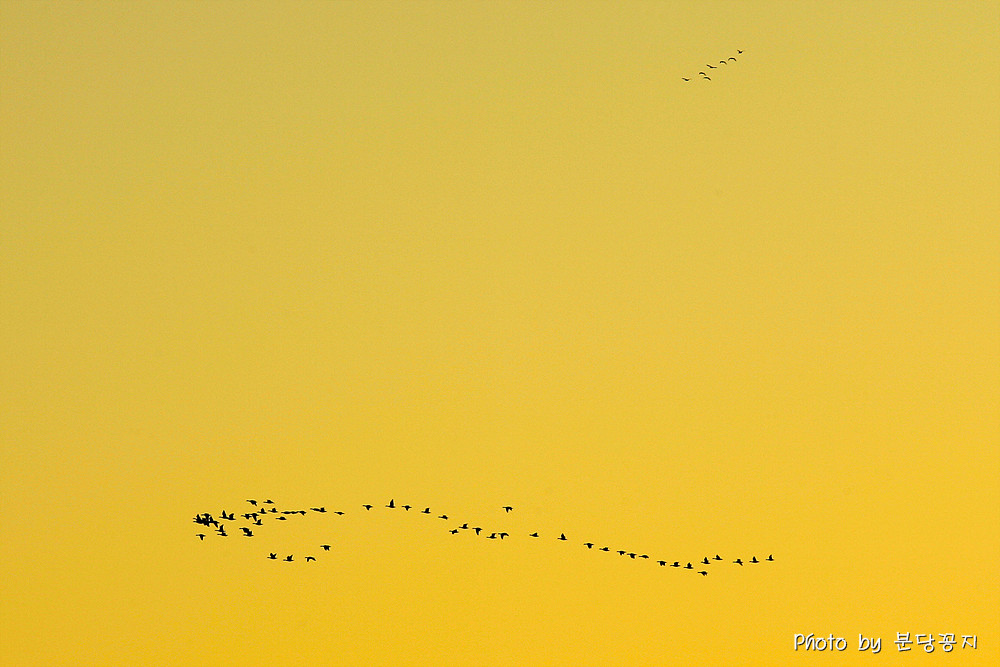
left=2, top=2, right=998, bottom=665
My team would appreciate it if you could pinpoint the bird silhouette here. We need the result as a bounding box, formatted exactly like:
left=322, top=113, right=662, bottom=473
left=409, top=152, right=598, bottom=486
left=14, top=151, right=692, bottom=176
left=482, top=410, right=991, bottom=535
left=438, top=515, right=448, bottom=520
left=321, top=544, right=331, bottom=551
left=450, top=529, right=460, bottom=534
left=702, top=76, right=711, bottom=81
left=706, top=64, right=716, bottom=68
left=334, top=511, right=345, bottom=515
left=459, top=523, right=469, bottom=530
left=246, top=499, right=257, bottom=506
left=499, top=532, right=508, bottom=539
left=402, top=505, right=411, bottom=511
left=362, top=504, right=373, bottom=511
left=502, top=506, right=513, bottom=513
left=714, top=555, right=723, bottom=561
left=681, top=77, right=691, bottom=81
left=268, top=553, right=277, bottom=559
left=264, top=499, right=274, bottom=504
left=698, top=571, right=709, bottom=576
left=530, top=532, right=539, bottom=537
left=585, top=542, right=594, bottom=549
left=658, top=560, right=667, bottom=566
left=720, top=60, right=727, bottom=65
left=734, top=558, right=743, bottom=565
left=486, top=533, right=497, bottom=539
left=305, top=556, right=316, bottom=562
left=558, top=533, right=568, bottom=541
left=618, top=550, right=627, bottom=556
left=671, top=562, right=680, bottom=567
left=702, top=557, right=711, bottom=565
left=629, top=553, right=636, bottom=559
left=599, top=546, right=610, bottom=552
left=473, top=527, right=482, bottom=535
left=386, top=499, right=395, bottom=508
left=699, top=72, right=707, bottom=76
left=640, top=555, right=649, bottom=559
left=728, top=57, right=737, bottom=62
left=737, top=50, right=743, bottom=54
left=684, top=562, right=694, bottom=569
left=750, top=556, right=759, bottom=563
left=196, top=533, right=205, bottom=540
left=284, top=555, right=293, bottom=562
left=422, top=508, right=431, bottom=514
left=311, top=507, right=326, bottom=513
left=766, top=554, right=774, bottom=561
left=275, top=516, right=286, bottom=521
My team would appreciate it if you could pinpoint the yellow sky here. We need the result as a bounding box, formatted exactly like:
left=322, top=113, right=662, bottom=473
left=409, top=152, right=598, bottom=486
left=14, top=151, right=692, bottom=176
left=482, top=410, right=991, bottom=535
left=2, top=1, right=997, bottom=664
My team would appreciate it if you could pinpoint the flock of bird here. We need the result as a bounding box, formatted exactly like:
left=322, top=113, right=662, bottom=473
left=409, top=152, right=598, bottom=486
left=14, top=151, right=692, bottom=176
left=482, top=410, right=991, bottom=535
left=681, top=49, right=743, bottom=82
left=193, top=498, right=774, bottom=578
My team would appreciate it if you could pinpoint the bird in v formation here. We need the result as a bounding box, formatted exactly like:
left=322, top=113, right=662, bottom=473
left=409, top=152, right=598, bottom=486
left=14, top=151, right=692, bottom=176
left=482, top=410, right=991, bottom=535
left=192, top=498, right=775, bottom=578
left=682, top=49, right=744, bottom=81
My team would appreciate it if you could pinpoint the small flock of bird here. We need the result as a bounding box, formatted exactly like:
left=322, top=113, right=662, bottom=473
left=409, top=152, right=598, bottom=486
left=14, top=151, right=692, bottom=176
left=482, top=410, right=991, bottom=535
left=681, top=49, right=743, bottom=82
left=193, top=498, right=774, bottom=577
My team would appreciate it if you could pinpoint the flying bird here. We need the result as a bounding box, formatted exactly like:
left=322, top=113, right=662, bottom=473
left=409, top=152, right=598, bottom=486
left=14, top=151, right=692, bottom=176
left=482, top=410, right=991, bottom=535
left=529, top=532, right=539, bottom=537
left=264, top=499, right=274, bottom=504
left=334, top=511, right=345, bottom=515
left=702, top=557, right=711, bottom=565
left=362, top=505, right=373, bottom=510
left=766, top=554, right=774, bottom=561
left=750, top=556, right=759, bottom=563
left=584, top=542, right=594, bottom=549
left=706, top=64, right=716, bottom=69
left=658, top=560, right=667, bottom=566
left=284, top=555, right=293, bottom=562
left=681, top=77, right=690, bottom=81
left=698, top=571, right=709, bottom=576
left=702, top=76, right=711, bottom=81
left=714, top=555, right=723, bottom=561
left=728, top=57, right=737, bottom=62
left=268, top=553, right=277, bottom=559
left=502, top=506, right=513, bottom=513
left=684, top=563, right=694, bottom=569
left=386, top=499, right=395, bottom=509
left=246, top=500, right=257, bottom=506
left=450, top=529, right=460, bottom=534
left=734, top=558, right=744, bottom=565
left=196, top=534, right=205, bottom=540
left=402, top=505, right=411, bottom=511
left=473, top=527, right=482, bottom=535
left=558, top=533, right=568, bottom=541
left=422, top=508, right=431, bottom=514
left=321, top=544, right=331, bottom=551
left=599, top=546, right=610, bottom=552
left=305, top=556, right=316, bottom=562
left=438, top=515, right=448, bottom=520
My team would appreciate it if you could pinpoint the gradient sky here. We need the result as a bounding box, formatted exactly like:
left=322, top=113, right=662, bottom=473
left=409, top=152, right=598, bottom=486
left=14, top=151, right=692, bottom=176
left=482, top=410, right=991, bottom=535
left=2, top=2, right=998, bottom=665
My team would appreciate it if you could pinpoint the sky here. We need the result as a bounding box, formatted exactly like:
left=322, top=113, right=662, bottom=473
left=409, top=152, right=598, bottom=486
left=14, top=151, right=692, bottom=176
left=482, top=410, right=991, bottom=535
left=1, top=1, right=998, bottom=665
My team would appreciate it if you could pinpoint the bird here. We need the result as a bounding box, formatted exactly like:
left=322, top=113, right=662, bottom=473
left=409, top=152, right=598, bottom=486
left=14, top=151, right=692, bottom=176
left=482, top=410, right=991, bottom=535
left=311, top=507, right=326, bottom=513
left=681, top=77, right=690, bottom=81
left=502, top=506, right=513, bottom=513
left=750, top=556, right=759, bottom=563
left=241, top=528, right=253, bottom=537
left=618, top=550, right=627, bottom=556
left=459, top=523, right=469, bottom=530
left=284, top=555, right=293, bottom=562
left=473, top=527, right=482, bottom=535
left=530, top=532, right=539, bottom=537
left=305, top=556, right=316, bottom=562
left=334, top=511, right=345, bottom=515
left=386, top=499, right=395, bottom=508
left=196, top=534, right=205, bottom=540
left=698, top=571, right=709, bottom=576
left=450, top=529, right=460, bottom=534
left=728, top=57, right=737, bottom=62
left=246, top=500, right=257, bottom=506
left=734, top=558, right=743, bottom=565
left=684, top=563, right=693, bottom=569
left=720, top=60, right=727, bottom=65
left=422, top=507, right=431, bottom=514
left=702, top=557, right=711, bottom=565
left=402, top=505, right=411, bottom=511
left=658, top=560, right=667, bottom=566
left=268, top=553, right=277, bottom=559
left=486, top=533, right=497, bottom=539
left=766, top=554, right=774, bottom=561
left=499, top=532, right=509, bottom=539
left=714, top=555, right=723, bottom=561
left=264, top=499, right=274, bottom=504
left=737, top=50, right=743, bottom=54
left=640, top=555, right=649, bottom=559
left=629, top=553, right=636, bottom=559
left=438, top=515, right=448, bottom=520
left=698, top=71, right=707, bottom=76
left=702, top=76, right=711, bottom=81
left=706, top=63, right=716, bottom=68
left=321, top=544, right=331, bottom=551
left=671, top=562, right=680, bottom=567
left=363, top=504, right=373, bottom=510
left=599, top=546, right=610, bottom=552
left=558, top=533, right=568, bottom=541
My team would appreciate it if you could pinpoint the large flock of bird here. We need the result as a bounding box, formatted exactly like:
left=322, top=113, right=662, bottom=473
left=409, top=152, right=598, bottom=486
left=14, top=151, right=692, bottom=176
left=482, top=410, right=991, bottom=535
left=681, top=49, right=744, bottom=82
left=193, top=498, right=774, bottom=577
